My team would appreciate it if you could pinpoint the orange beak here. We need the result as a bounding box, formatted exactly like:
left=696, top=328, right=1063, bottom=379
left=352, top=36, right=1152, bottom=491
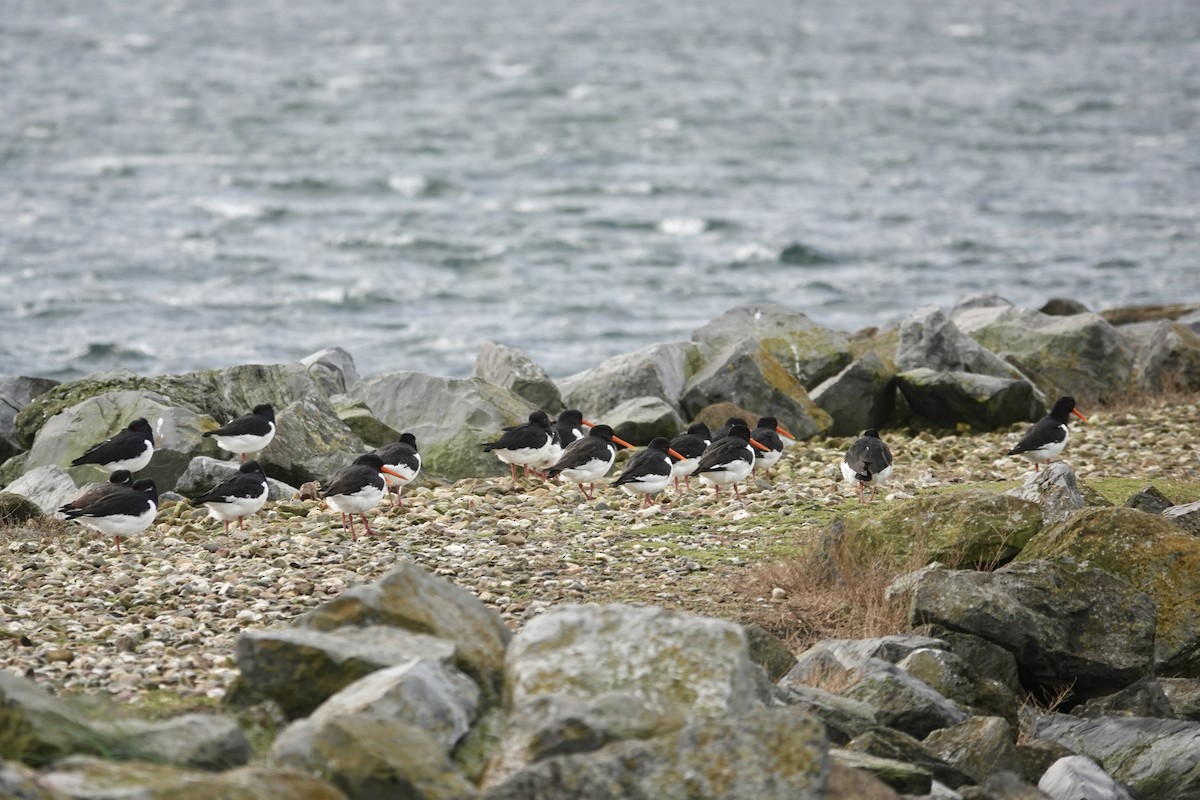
left=1072, top=408, right=1087, bottom=422
left=776, top=425, right=795, bottom=440
left=667, top=447, right=686, bottom=461
left=749, top=437, right=770, bottom=452
left=581, top=418, right=596, bottom=428
left=381, top=466, right=406, bottom=479
left=612, top=434, right=635, bottom=449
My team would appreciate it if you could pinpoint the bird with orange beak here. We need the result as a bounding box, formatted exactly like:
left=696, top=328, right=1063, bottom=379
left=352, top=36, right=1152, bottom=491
left=695, top=421, right=771, bottom=501
left=320, top=453, right=408, bottom=540
left=545, top=424, right=634, bottom=501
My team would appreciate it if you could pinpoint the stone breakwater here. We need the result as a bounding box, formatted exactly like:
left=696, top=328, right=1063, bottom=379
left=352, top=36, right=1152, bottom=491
left=1, top=295, right=1200, bottom=798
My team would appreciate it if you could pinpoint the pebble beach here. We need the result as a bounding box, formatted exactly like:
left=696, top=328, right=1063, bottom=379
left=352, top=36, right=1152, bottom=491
left=4, top=397, right=1198, bottom=708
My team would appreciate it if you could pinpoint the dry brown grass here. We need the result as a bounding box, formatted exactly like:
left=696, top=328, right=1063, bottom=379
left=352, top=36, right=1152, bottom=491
left=731, top=522, right=921, bottom=654
left=0, top=514, right=75, bottom=545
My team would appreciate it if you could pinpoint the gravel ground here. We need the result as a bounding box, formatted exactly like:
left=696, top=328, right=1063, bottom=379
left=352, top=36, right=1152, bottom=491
left=3, top=399, right=1198, bottom=707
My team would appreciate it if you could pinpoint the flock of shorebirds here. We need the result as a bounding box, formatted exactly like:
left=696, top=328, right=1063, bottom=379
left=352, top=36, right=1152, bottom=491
left=51, top=395, right=1086, bottom=552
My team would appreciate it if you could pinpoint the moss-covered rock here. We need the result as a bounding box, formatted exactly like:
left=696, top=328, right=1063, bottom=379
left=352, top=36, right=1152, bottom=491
left=830, top=490, right=1043, bottom=570
left=894, top=368, right=1043, bottom=432
left=1017, top=507, right=1200, bottom=676
left=0, top=491, right=43, bottom=525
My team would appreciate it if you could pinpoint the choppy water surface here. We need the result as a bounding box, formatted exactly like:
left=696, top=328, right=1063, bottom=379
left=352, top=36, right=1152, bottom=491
left=2, top=0, right=1198, bottom=381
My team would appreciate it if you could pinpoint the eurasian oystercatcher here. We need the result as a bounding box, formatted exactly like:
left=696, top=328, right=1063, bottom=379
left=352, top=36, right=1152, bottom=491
left=61, top=478, right=158, bottom=553
left=841, top=429, right=894, bottom=503
left=320, top=453, right=405, bottom=540
left=192, top=460, right=270, bottom=534
left=374, top=432, right=421, bottom=508
left=481, top=410, right=558, bottom=483
left=58, top=470, right=133, bottom=515
left=553, top=409, right=591, bottom=450
left=202, top=404, right=276, bottom=462
left=545, top=424, right=633, bottom=501
left=711, top=417, right=750, bottom=442
left=71, top=418, right=155, bottom=473
left=1007, top=396, right=1086, bottom=472
left=668, top=423, right=711, bottom=491
left=751, top=416, right=795, bottom=480
left=695, top=422, right=769, bottom=501
left=612, top=436, right=686, bottom=508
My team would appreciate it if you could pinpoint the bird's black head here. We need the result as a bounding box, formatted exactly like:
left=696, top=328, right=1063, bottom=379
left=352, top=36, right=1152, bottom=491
left=558, top=409, right=584, bottom=425
left=725, top=417, right=749, bottom=428
left=757, top=417, right=778, bottom=430
left=646, top=437, right=670, bottom=451
left=589, top=424, right=614, bottom=439
left=1049, top=396, right=1080, bottom=422
left=132, top=479, right=159, bottom=502
left=253, top=404, right=275, bottom=420
left=130, top=418, right=153, bottom=434
left=400, top=432, right=417, bottom=447
left=529, top=410, right=552, bottom=426
left=863, top=428, right=881, bottom=439
left=108, top=470, right=133, bottom=485
left=352, top=453, right=386, bottom=470
left=240, top=460, right=266, bottom=475
left=687, top=422, right=711, bottom=436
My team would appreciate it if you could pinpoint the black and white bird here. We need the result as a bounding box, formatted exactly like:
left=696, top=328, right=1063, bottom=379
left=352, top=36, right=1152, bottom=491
left=668, top=422, right=711, bottom=491
left=61, top=478, right=158, bottom=553
left=192, top=460, right=270, bottom=534
left=612, top=437, right=684, bottom=508
left=202, top=404, right=276, bottom=462
left=545, top=424, right=632, bottom=501
left=841, top=429, right=894, bottom=503
left=71, top=418, right=155, bottom=473
left=320, top=453, right=404, bottom=540
left=695, top=423, right=769, bottom=501
left=481, top=410, right=558, bottom=483
left=553, top=409, right=591, bottom=452
left=751, top=416, right=795, bottom=480
left=58, top=470, right=133, bottom=516
left=374, top=433, right=421, bottom=508
left=1007, top=396, right=1086, bottom=472
left=711, top=417, right=751, bottom=442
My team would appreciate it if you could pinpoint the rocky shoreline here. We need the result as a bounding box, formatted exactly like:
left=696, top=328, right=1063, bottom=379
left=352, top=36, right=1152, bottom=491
left=3, top=295, right=1200, bottom=798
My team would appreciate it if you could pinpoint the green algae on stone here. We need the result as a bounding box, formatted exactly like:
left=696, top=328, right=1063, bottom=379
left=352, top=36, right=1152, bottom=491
left=1017, top=506, right=1200, bottom=676
left=829, top=489, right=1042, bottom=570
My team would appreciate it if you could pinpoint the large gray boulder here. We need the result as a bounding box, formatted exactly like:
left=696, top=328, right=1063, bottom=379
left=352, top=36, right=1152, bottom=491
left=4, top=465, right=79, bottom=514
left=954, top=306, right=1135, bottom=403
left=809, top=352, right=895, bottom=437
left=483, top=710, right=829, bottom=800
left=558, top=342, right=700, bottom=420
left=680, top=340, right=833, bottom=438
left=1006, top=461, right=1086, bottom=525
left=1037, top=755, right=1134, bottom=800
left=13, top=363, right=368, bottom=489
left=1122, top=320, right=1200, bottom=393
left=1033, top=716, right=1200, bottom=799
left=36, top=758, right=347, bottom=799
left=230, top=625, right=457, bottom=719
left=270, top=660, right=481, bottom=800
left=909, top=560, right=1157, bottom=697
left=297, top=561, right=513, bottom=704
left=299, top=346, right=361, bottom=397
left=691, top=304, right=851, bottom=389
left=92, top=713, right=252, bottom=771
left=0, top=376, right=58, bottom=462
left=0, top=671, right=111, bottom=766
left=894, top=368, right=1044, bottom=431
left=604, top=396, right=686, bottom=443
left=922, top=716, right=1018, bottom=786
left=841, top=726, right=972, bottom=790
left=773, top=685, right=878, bottom=745
left=841, top=659, right=968, bottom=738
left=473, top=341, right=563, bottom=414
left=485, top=603, right=761, bottom=787
left=1018, top=507, right=1200, bottom=675
left=897, top=305, right=1027, bottom=381
left=350, top=371, right=536, bottom=481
